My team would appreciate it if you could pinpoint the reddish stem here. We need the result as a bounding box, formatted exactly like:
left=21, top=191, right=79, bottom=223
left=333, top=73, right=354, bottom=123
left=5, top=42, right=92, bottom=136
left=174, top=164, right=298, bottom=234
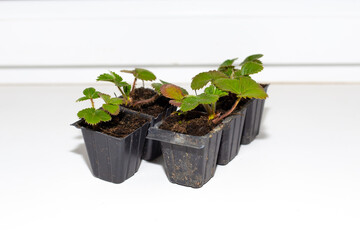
left=212, top=98, right=240, bottom=124
left=132, top=94, right=158, bottom=107
left=130, top=77, right=137, bottom=96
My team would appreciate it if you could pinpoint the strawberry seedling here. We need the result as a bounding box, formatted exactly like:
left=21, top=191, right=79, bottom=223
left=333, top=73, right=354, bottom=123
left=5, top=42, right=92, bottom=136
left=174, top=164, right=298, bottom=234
left=76, top=87, right=122, bottom=125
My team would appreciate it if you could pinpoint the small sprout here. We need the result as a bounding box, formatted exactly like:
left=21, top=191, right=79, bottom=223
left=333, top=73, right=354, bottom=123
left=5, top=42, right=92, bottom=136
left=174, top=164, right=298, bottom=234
left=77, top=108, right=111, bottom=125
left=218, top=54, right=264, bottom=78
left=121, top=68, right=156, bottom=90
left=96, top=71, right=131, bottom=104
left=76, top=87, right=113, bottom=125
left=219, top=58, right=238, bottom=67
left=98, top=93, right=123, bottom=115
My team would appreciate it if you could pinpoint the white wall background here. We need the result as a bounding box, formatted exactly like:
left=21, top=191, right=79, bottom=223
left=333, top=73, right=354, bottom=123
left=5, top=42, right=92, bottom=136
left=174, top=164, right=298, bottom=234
left=1, top=0, right=360, bottom=84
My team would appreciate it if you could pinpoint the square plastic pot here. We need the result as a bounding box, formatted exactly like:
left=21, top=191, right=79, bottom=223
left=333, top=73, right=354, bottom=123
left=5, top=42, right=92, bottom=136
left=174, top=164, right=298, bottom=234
left=120, top=99, right=176, bottom=161
left=72, top=110, right=151, bottom=184
left=241, top=84, right=269, bottom=145
left=217, top=106, right=247, bottom=165
left=147, top=122, right=223, bottom=188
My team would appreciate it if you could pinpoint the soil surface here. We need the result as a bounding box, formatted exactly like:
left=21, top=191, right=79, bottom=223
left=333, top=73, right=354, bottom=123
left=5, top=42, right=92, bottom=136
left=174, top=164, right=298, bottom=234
left=79, top=111, right=149, bottom=138
left=159, top=111, right=217, bottom=136
left=124, top=88, right=170, bottom=117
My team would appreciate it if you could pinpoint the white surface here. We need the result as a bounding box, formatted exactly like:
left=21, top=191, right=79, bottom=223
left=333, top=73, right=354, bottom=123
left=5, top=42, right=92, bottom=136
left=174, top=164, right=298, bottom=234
left=0, top=84, right=359, bottom=240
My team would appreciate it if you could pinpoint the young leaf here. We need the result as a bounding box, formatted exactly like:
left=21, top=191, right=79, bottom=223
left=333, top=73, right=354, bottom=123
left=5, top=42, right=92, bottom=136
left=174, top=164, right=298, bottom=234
left=102, top=104, right=120, bottom=115
left=191, top=70, right=228, bottom=90
left=196, top=93, right=219, bottom=104
left=218, top=66, right=235, bottom=77
left=240, top=61, right=264, bottom=75
left=76, top=96, right=89, bottom=102
left=134, top=68, right=156, bottom=81
left=83, top=87, right=100, bottom=99
left=219, top=58, right=238, bottom=67
left=96, top=71, right=125, bottom=88
left=109, top=98, right=123, bottom=105
left=77, top=108, right=111, bottom=125
left=151, top=83, right=163, bottom=93
left=240, top=54, right=263, bottom=65
left=204, top=85, right=228, bottom=97
left=214, top=77, right=268, bottom=99
left=160, top=84, right=186, bottom=101
left=180, top=96, right=200, bottom=112
left=160, top=80, right=188, bottom=95
left=123, top=85, right=131, bottom=96
left=98, top=93, right=111, bottom=103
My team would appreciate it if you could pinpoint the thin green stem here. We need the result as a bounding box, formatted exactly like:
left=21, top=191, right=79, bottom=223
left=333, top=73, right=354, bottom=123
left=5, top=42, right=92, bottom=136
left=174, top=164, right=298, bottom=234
left=117, top=87, right=128, bottom=104
left=90, top=98, right=95, bottom=108
left=202, top=104, right=213, bottom=116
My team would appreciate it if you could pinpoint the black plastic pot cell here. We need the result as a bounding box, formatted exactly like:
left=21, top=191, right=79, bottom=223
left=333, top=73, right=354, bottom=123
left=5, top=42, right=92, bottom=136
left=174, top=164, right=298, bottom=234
left=147, top=123, right=223, bottom=188
left=72, top=110, right=151, bottom=184
left=217, top=106, right=247, bottom=165
left=141, top=106, right=177, bottom=161
left=241, top=84, right=269, bottom=145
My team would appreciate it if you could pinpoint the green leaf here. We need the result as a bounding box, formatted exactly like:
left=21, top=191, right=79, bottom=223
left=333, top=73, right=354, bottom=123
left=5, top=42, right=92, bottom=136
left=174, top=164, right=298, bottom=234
left=76, top=96, right=89, bottom=102
left=219, top=58, right=238, bottom=67
left=196, top=93, right=219, bottom=104
left=180, top=96, right=200, bottom=112
left=151, top=83, right=162, bottom=93
left=123, top=85, right=131, bottom=96
left=160, top=84, right=186, bottom=101
left=102, top=104, right=120, bottom=115
left=83, top=87, right=100, bottom=99
left=134, top=68, right=156, bottom=81
left=240, top=61, right=264, bottom=75
left=97, top=71, right=126, bottom=88
left=214, top=77, right=268, bottom=99
left=218, top=66, right=234, bottom=77
left=98, top=93, right=111, bottom=103
left=240, top=54, right=263, bottom=65
left=109, top=98, right=123, bottom=105
left=204, top=85, right=228, bottom=97
left=191, top=70, right=228, bottom=90
left=213, top=78, right=241, bottom=95
left=233, top=70, right=243, bottom=79
left=114, top=81, right=130, bottom=88
left=77, top=108, right=111, bottom=125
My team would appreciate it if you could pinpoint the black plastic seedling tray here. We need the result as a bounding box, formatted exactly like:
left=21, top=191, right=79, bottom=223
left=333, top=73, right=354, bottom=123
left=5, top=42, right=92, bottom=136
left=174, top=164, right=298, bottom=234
left=241, top=84, right=269, bottom=145
left=217, top=106, right=247, bottom=165
left=72, top=109, right=151, bottom=184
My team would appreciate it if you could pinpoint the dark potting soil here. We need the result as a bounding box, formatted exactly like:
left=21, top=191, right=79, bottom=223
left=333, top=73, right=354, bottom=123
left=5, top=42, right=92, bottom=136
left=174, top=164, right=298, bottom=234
left=217, top=93, right=249, bottom=112
left=159, top=111, right=217, bottom=136
left=124, top=88, right=169, bottom=117
left=79, top=111, right=149, bottom=138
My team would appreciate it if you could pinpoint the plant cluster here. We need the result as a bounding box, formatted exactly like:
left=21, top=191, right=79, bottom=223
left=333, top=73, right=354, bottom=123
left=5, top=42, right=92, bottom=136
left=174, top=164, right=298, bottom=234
left=76, top=55, right=268, bottom=126
left=77, top=68, right=161, bottom=125
left=160, top=54, right=268, bottom=124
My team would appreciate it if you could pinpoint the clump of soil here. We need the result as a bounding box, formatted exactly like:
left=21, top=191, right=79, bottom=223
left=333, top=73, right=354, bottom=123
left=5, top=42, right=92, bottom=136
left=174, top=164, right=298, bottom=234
left=80, top=111, right=149, bottom=138
left=159, top=111, right=217, bottom=136
left=124, top=88, right=170, bottom=117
